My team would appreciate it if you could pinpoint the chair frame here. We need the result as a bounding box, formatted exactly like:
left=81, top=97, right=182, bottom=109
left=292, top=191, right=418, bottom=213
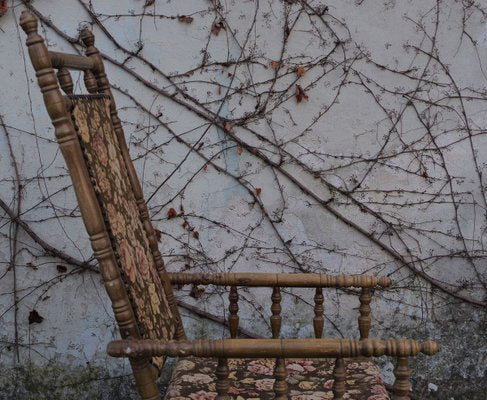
left=20, top=10, right=438, bottom=400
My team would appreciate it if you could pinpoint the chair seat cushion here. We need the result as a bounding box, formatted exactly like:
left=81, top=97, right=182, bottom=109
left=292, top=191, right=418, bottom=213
left=164, top=357, right=390, bottom=400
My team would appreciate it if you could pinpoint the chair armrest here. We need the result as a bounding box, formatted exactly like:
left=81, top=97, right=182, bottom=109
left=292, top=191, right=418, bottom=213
left=168, top=272, right=391, bottom=288
left=107, top=337, right=438, bottom=359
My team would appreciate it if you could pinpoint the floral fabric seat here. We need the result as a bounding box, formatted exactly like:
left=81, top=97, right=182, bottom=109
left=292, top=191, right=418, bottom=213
left=165, top=357, right=390, bottom=400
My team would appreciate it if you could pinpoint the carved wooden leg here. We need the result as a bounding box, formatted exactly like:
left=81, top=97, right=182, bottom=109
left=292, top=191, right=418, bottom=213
left=393, top=357, right=411, bottom=400
left=216, top=358, right=230, bottom=400
left=332, top=357, right=346, bottom=400
left=130, top=358, right=161, bottom=400
left=274, top=357, right=288, bottom=400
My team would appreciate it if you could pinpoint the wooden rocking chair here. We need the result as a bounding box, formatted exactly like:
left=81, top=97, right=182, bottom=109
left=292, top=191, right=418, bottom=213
left=20, top=11, right=438, bottom=400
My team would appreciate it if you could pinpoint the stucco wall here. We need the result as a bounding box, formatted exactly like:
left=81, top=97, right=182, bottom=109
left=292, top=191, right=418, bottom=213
left=1, top=1, right=486, bottom=398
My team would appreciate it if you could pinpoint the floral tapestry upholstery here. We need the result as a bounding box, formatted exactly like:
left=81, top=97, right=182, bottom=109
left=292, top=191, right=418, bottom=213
left=165, top=357, right=390, bottom=400
left=69, top=95, right=176, bottom=369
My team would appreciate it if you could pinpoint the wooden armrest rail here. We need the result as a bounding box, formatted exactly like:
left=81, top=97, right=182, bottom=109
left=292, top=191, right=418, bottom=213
left=107, top=338, right=438, bottom=359
left=168, top=272, right=391, bottom=288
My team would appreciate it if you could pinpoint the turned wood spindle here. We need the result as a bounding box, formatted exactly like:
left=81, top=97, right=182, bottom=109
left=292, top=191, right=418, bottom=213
left=393, top=357, right=411, bottom=400
left=274, top=357, right=288, bottom=400
left=228, top=286, right=239, bottom=338
left=359, top=287, right=372, bottom=339
left=313, top=287, right=324, bottom=338
left=215, top=358, right=230, bottom=400
left=57, top=67, right=73, bottom=95
left=332, top=357, right=346, bottom=399
left=271, top=286, right=282, bottom=338
left=84, top=69, right=98, bottom=93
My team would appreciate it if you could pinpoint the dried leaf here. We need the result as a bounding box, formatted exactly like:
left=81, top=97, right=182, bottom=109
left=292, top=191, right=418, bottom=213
left=296, top=65, right=306, bottom=77
left=224, top=122, right=234, bottom=133
left=296, top=84, right=309, bottom=103
left=155, top=229, right=162, bottom=243
left=255, top=187, right=262, bottom=197
left=211, top=21, right=225, bottom=35
left=28, top=310, right=44, bottom=325
left=178, top=15, right=194, bottom=23
left=0, top=0, right=8, bottom=17
left=203, top=164, right=208, bottom=172
left=167, top=207, right=178, bottom=219
left=182, top=220, right=189, bottom=229
left=26, top=262, right=37, bottom=270
left=190, top=284, right=205, bottom=299
left=270, top=60, right=280, bottom=70
left=56, top=265, right=67, bottom=273
left=193, top=231, right=200, bottom=240
left=236, top=147, right=243, bottom=155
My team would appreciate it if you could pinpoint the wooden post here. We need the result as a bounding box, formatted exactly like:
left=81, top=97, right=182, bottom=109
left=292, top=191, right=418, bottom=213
left=57, top=67, right=73, bottom=95
left=270, top=287, right=288, bottom=399
left=228, top=286, right=239, bottom=338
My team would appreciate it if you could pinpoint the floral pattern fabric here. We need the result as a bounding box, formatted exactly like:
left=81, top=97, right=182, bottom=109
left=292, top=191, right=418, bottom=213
left=165, top=357, right=390, bottom=400
left=70, top=96, right=177, bottom=369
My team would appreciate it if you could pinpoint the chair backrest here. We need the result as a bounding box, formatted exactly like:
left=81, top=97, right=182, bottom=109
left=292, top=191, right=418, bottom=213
left=19, top=11, right=185, bottom=371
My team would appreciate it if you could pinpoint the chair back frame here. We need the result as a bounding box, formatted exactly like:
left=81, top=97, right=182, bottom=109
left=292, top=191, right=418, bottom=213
left=20, top=11, right=184, bottom=400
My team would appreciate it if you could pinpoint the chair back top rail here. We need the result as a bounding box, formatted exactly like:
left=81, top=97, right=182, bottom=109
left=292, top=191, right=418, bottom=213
left=168, top=272, right=391, bottom=288
left=49, top=51, right=95, bottom=70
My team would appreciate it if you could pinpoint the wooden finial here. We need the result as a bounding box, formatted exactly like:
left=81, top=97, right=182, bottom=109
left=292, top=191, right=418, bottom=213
left=80, top=27, right=95, bottom=49
left=19, top=10, right=38, bottom=35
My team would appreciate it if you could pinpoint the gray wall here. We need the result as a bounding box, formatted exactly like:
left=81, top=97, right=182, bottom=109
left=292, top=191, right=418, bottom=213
left=1, top=1, right=486, bottom=398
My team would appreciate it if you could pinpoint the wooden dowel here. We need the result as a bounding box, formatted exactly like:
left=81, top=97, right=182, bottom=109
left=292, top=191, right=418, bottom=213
left=228, top=286, right=239, bottom=339
left=359, top=288, right=372, bottom=339
left=107, top=338, right=439, bottom=359
left=313, top=287, right=324, bottom=338
left=168, top=272, right=392, bottom=288
left=332, top=357, right=346, bottom=399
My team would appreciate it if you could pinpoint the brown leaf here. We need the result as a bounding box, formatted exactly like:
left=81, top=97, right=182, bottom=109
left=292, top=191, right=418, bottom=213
left=155, top=229, right=162, bottom=243
left=211, top=21, right=225, bottom=35
left=0, top=0, right=8, bottom=17
left=167, top=207, right=178, bottom=219
left=56, top=265, right=67, bottom=273
left=193, top=231, right=200, bottom=240
left=224, top=122, right=234, bottom=133
left=296, top=66, right=306, bottom=77
left=296, top=84, right=309, bottom=103
left=190, top=284, right=205, bottom=299
left=26, top=262, right=37, bottom=270
left=28, top=310, right=44, bottom=325
left=203, top=164, right=208, bottom=172
left=182, top=220, right=189, bottom=229
left=270, top=60, right=280, bottom=70
left=178, top=15, right=194, bottom=23
left=255, top=187, right=262, bottom=197
left=236, top=146, right=243, bottom=155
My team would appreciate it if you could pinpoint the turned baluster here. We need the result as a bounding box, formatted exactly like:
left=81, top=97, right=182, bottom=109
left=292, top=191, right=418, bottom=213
left=359, top=287, right=372, bottom=339
left=332, top=357, right=346, bottom=399
left=57, top=67, right=73, bottom=95
left=228, top=286, right=239, bottom=338
left=393, top=357, right=411, bottom=400
left=313, top=287, right=324, bottom=338
left=270, top=287, right=288, bottom=399
left=84, top=69, right=98, bottom=93
left=215, top=357, right=230, bottom=400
